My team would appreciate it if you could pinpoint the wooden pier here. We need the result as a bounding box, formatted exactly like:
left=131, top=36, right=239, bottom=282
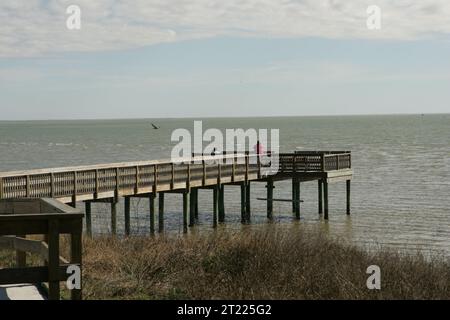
left=0, top=151, right=352, bottom=235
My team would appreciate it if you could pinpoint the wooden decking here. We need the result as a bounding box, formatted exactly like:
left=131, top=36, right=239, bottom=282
left=0, top=151, right=353, bottom=235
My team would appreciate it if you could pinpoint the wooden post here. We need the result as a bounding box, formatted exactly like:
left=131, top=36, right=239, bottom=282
left=213, top=186, right=219, bottom=228
left=346, top=180, right=351, bottom=215
left=0, top=177, right=3, bottom=199
left=115, top=168, right=120, bottom=199
left=153, top=165, right=158, bottom=193
left=50, top=173, right=55, bottom=198
left=158, top=193, right=164, bottom=233
left=15, top=235, right=26, bottom=267
left=292, top=179, right=297, bottom=213
left=218, top=185, right=225, bottom=223
left=292, top=155, right=297, bottom=213
left=124, top=197, right=131, bottom=236
left=70, top=230, right=82, bottom=300
left=135, top=166, right=140, bottom=193
left=189, top=190, right=196, bottom=227
left=71, top=171, right=77, bottom=207
left=48, top=218, right=60, bottom=300
left=187, top=163, right=191, bottom=191
left=240, top=183, right=246, bottom=223
left=323, top=180, right=329, bottom=220
left=111, top=200, right=117, bottom=236
left=267, top=179, right=274, bottom=220
left=245, top=182, right=251, bottom=222
left=231, top=157, right=236, bottom=182
left=295, top=180, right=300, bottom=220
left=183, top=192, right=189, bottom=233
left=202, top=160, right=206, bottom=186
left=171, top=163, right=175, bottom=188
left=26, top=175, right=30, bottom=197
left=95, top=169, right=99, bottom=198
left=318, top=180, right=323, bottom=214
left=194, top=189, right=199, bottom=221
left=149, top=193, right=155, bottom=235
left=85, top=201, right=92, bottom=237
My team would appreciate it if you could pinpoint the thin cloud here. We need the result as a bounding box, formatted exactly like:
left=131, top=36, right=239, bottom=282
left=1, top=0, right=450, bottom=57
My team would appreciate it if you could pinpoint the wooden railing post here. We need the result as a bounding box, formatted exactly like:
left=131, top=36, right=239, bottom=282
left=171, top=163, right=175, bottom=188
left=232, top=156, right=236, bottom=182
left=245, top=155, right=249, bottom=182
left=217, top=162, right=221, bottom=185
left=26, top=175, right=30, bottom=197
left=0, top=177, right=4, bottom=199
left=187, top=162, right=191, bottom=191
left=50, top=173, right=55, bottom=198
left=135, top=165, right=140, bottom=193
left=202, top=159, right=206, bottom=186
left=293, top=155, right=297, bottom=173
left=48, top=218, right=60, bottom=300
left=95, top=169, right=99, bottom=198
left=115, top=168, right=120, bottom=199
left=153, top=164, right=158, bottom=193
left=321, top=154, right=326, bottom=171
left=70, top=230, right=82, bottom=300
left=15, top=235, right=26, bottom=268
left=72, top=171, right=77, bottom=206
left=257, top=154, right=261, bottom=179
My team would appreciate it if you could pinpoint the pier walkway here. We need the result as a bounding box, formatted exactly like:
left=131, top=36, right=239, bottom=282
left=0, top=151, right=352, bottom=235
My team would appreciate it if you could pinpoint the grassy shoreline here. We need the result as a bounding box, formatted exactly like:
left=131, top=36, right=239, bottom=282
left=1, top=228, right=449, bottom=299
left=80, top=228, right=449, bottom=300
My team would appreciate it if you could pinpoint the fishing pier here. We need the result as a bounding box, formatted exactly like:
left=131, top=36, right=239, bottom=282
left=0, top=151, right=352, bottom=236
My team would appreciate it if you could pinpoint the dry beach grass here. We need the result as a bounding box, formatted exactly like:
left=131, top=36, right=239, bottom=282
left=77, top=228, right=450, bottom=300
left=1, top=227, right=449, bottom=299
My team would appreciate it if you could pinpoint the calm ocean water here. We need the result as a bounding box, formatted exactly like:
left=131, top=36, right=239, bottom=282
left=1, top=115, right=449, bottom=257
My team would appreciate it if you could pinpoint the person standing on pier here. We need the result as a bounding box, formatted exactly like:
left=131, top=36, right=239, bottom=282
left=254, top=140, right=264, bottom=155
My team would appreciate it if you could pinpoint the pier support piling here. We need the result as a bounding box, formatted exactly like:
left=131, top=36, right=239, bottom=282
left=124, top=197, right=131, bottom=236
left=149, top=193, right=155, bottom=235
left=240, top=183, right=246, bottom=223
left=294, top=179, right=300, bottom=220
left=194, top=189, right=199, bottom=221
left=346, top=180, right=351, bottom=215
left=267, top=180, right=274, bottom=220
left=158, top=193, right=164, bottom=233
left=245, top=182, right=251, bottom=222
left=85, top=201, right=92, bottom=237
left=111, top=199, right=117, bottom=236
left=323, top=180, right=329, bottom=220
left=292, top=179, right=296, bottom=213
left=318, top=180, right=323, bottom=214
left=218, top=185, right=225, bottom=223
left=213, top=186, right=219, bottom=228
left=183, top=192, right=189, bottom=233
left=189, top=190, right=196, bottom=227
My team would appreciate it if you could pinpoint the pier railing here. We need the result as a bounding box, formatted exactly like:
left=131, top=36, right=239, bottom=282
left=0, top=198, right=83, bottom=300
left=279, top=151, right=351, bottom=173
left=0, top=152, right=351, bottom=201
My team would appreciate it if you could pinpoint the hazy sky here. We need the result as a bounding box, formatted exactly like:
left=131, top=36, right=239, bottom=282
left=1, top=0, right=450, bottom=120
